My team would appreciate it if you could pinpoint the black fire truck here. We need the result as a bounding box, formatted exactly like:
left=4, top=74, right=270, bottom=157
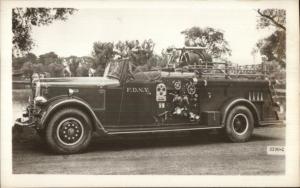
left=15, top=47, right=284, bottom=154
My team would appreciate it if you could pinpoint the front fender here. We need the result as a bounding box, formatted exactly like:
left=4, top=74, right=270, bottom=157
left=220, top=98, right=260, bottom=127
left=40, top=97, right=106, bottom=134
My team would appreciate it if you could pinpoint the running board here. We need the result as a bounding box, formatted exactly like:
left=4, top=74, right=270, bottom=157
left=106, top=126, right=222, bottom=135
left=259, top=120, right=285, bottom=127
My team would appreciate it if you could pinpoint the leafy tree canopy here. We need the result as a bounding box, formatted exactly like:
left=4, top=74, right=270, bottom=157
left=91, top=39, right=155, bottom=68
left=12, top=8, right=77, bottom=56
left=38, top=51, right=59, bottom=64
left=256, top=30, right=285, bottom=67
left=92, top=42, right=114, bottom=68
left=255, top=9, right=286, bottom=68
left=256, top=9, right=286, bottom=30
left=181, top=27, right=231, bottom=60
left=12, top=52, right=37, bottom=70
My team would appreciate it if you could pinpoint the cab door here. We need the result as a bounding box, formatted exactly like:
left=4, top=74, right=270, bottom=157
left=104, top=86, right=123, bottom=126
left=119, top=80, right=156, bottom=126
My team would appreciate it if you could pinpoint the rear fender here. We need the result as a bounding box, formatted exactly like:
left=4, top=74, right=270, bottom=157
left=220, top=98, right=260, bottom=127
left=40, top=97, right=106, bottom=134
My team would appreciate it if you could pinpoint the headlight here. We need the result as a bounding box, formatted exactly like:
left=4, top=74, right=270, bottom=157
left=34, top=96, right=47, bottom=105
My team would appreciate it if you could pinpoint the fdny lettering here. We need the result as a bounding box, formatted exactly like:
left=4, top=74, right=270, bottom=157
left=126, top=87, right=151, bottom=95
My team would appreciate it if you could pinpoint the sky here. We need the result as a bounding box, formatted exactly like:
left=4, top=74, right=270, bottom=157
left=31, top=8, right=274, bottom=65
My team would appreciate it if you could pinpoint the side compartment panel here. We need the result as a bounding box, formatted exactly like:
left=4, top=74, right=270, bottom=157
left=198, top=80, right=276, bottom=123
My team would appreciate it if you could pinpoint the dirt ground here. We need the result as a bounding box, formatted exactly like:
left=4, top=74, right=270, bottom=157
left=12, top=89, right=285, bottom=175
left=13, top=127, right=285, bottom=175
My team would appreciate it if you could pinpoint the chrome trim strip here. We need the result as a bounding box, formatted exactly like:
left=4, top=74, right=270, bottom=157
left=107, top=126, right=222, bottom=135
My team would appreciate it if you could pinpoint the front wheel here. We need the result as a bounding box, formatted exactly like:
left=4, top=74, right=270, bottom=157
left=45, top=108, right=92, bottom=154
left=225, top=105, right=254, bottom=142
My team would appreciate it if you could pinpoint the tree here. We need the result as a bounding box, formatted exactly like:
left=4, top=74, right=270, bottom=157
left=91, top=39, right=155, bottom=71
left=76, top=64, right=89, bottom=77
left=21, top=61, right=33, bottom=78
left=256, top=30, right=286, bottom=67
left=12, top=52, right=37, bottom=70
left=48, top=62, right=64, bottom=77
left=65, top=56, right=80, bottom=76
left=12, top=8, right=77, bottom=56
left=127, top=39, right=155, bottom=66
left=35, top=52, right=61, bottom=77
left=32, top=63, right=46, bottom=74
left=92, top=42, right=114, bottom=69
left=255, top=9, right=286, bottom=67
left=256, top=9, right=286, bottom=31
left=38, top=52, right=59, bottom=65
left=181, top=27, right=231, bottom=60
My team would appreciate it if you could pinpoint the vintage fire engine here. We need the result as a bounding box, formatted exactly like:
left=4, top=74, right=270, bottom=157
left=15, top=47, right=283, bottom=154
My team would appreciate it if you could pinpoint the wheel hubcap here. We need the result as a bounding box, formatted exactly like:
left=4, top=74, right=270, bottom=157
left=57, top=118, right=84, bottom=145
left=232, top=113, right=248, bottom=135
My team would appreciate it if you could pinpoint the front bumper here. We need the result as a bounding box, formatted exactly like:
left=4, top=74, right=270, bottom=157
left=14, top=105, right=41, bottom=128
left=15, top=117, right=36, bottom=127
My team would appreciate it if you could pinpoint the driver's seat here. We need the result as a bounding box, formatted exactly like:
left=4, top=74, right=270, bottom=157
left=133, top=71, right=161, bottom=81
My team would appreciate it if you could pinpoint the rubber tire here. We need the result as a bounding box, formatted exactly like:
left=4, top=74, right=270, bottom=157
left=45, top=108, right=92, bottom=154
left=225, top=105, right=254, bottom=142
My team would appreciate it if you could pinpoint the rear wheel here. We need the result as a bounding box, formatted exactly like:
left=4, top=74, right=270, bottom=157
left=225, top=105, right=254, bottom=142
left=45, top=108, right=92, bottom=154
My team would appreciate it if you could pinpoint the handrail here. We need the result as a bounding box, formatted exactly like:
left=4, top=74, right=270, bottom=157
left=164, top=62, right=275, bottom=80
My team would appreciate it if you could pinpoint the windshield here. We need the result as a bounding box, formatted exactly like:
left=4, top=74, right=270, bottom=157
left=104, top=61, right=123, bottom=80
